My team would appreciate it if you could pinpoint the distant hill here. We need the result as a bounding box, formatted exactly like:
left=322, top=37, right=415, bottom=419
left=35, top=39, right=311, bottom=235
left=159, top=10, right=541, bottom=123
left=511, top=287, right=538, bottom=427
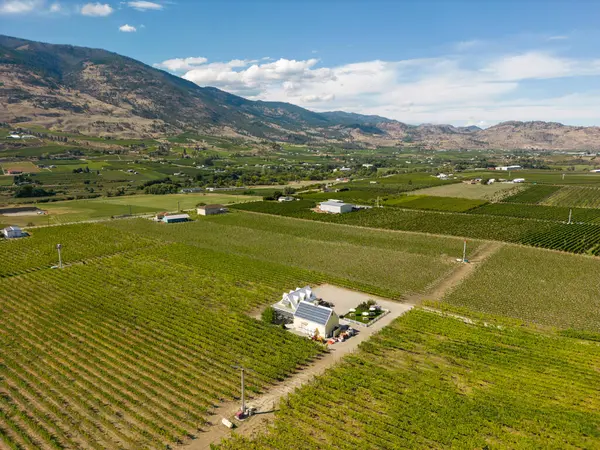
left=2, top=34, right=600, bottom=149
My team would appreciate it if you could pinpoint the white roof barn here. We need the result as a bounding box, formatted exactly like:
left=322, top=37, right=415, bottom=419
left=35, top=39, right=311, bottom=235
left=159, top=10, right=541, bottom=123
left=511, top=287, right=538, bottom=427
left=2, top=226, right=23, bottom=239
left=319, top=201, right=353, bottom=214
left=293, top=301, right=339, bottom=338
left=279, top=286, right=316, bottom=312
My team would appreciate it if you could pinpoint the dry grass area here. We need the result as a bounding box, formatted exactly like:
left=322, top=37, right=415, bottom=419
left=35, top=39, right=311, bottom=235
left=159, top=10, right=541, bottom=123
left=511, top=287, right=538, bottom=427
left=412, top=182, right=520, bottom=200
left=1, top=161, right=41, bottom=174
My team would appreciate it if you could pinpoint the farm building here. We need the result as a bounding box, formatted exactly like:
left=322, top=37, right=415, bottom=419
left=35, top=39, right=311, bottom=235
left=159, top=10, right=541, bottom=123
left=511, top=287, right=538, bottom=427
left=319, top=201, right=353, bottom=214
left=496, top=165, right=522, bottom=171
left=293, top=301, right=339, bottom=338
left=197, top=204, right=226, bottom=216
left=162, top=214, right=190, bottom=223
left=274, top=286, right=316, bottom=315
left=2, top=226, right=23, bottom=239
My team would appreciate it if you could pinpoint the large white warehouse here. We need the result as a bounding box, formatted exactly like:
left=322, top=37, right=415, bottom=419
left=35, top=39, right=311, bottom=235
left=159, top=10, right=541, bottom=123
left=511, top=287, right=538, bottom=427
left=319, top=201, right=353, bottom=214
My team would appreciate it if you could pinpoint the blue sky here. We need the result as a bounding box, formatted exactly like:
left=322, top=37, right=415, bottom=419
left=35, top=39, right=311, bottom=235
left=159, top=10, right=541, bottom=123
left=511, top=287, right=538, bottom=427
left=2, top=0, right=600, bottom=126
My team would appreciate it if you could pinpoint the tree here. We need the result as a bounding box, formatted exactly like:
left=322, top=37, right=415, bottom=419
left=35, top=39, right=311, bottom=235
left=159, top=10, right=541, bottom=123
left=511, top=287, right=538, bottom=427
left=261, top=307, right=276, bottom=324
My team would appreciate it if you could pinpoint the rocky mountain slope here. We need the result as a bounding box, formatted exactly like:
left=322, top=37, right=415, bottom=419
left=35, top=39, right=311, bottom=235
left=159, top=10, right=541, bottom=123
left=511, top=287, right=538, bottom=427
left=2, top=34, right=600, bottom=150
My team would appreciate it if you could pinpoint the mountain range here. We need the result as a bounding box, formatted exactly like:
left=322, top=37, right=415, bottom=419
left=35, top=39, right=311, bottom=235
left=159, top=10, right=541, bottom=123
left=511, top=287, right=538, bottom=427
left=2, top=34, right=600, bottom=150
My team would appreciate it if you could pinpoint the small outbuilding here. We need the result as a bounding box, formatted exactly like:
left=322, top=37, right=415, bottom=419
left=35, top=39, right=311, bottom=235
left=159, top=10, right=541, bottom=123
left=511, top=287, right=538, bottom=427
left=293, top=301, right=339, bottom=338
left=2, top=226, right=23, bottom=239
left=197, top=204, right=226, bottom=216
left=162, top=213, right=190, bottom=223
left=319, top=201, right=353, bottom=214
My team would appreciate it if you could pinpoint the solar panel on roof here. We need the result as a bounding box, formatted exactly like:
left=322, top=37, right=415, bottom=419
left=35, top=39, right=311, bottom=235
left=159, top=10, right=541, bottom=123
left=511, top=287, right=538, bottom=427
left=294, top=301, right=332, bottom=325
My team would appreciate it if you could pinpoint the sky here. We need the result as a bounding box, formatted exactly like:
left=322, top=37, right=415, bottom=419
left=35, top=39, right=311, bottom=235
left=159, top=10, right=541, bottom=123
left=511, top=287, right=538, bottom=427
left=2, top=0, right=600, bottom=127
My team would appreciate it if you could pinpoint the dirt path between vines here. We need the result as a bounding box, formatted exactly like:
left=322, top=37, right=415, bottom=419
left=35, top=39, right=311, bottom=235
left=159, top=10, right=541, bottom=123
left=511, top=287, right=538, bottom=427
left=183, top=242, right=503, bottom=450
left=410, top=241, right=504, bottom=303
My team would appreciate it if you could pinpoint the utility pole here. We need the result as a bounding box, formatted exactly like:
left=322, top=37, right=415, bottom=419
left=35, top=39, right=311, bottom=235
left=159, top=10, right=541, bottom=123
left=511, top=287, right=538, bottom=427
left=462, top=240, right=467, bottom=263
left=56, top=244, right=63, bottom=269
left=568, top=209, right=572, bottom=224
left=232, top=365, right=247, bottom=416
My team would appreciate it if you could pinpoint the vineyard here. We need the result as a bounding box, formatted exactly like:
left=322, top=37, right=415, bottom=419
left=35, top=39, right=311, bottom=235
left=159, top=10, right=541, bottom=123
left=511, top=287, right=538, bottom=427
left=381, top=195, right=486, bottom=212
left=0, top=223, right=157, bottom=277
left=218, top=309, right=600, bottom=449
left=0, top=247, right=325, bottom=449
left=232, top=201, right=600, bottom=255
left=105, top=216, right=463, bottom=298
left=443, top=245, right=600, bottom=331
left=470, top=202, right=600, bottom=223
left=502, top=185, right=561, bottom=204
left=543, top=186, right=600, bottom=208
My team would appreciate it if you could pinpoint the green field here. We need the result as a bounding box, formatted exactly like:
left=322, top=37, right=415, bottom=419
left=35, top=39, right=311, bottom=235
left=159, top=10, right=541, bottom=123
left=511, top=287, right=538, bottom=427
left=443, top=245, right=600, bottom=332
left=470, top=202, right=600, bottom=223
left=502, top=185, right=561, bottom=204
left=105, top=213, right=464, bottom=298
left=232, top=201, right=600, bottom=255
left=1, top=161, right=41, bottom=174
left=0, top=244, right=323, bottom=449
left=543, top=186, right=600, bottom=208
left=383, top=195, right=486, bottom=212
left=1, top=193, right=261, bottom=226
left=219, top=309, right=600, bottom=449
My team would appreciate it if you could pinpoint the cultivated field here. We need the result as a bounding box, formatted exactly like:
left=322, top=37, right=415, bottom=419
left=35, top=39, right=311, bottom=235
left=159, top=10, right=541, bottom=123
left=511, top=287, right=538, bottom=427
left=503, top=185, right=561, bottom=204
left=442, top=245, right=600, bottom=332
left=410, top=182, right=518, bottom=199
left=1, top=161, right=40, bottom=174
left=543, top=186, right=600, bottom=208
left=218, top=309, right=600, bottom=449
left=382, top=195, right=485, bottom=212
left=470, top=203, right=600, bottom=223
left=0, top=232, right=327, bottom=449
left=2, top=193, right=261, bottom=227
left=106, top=213, right=469, bottom=298
left=233, top=201, right=600, bottom=255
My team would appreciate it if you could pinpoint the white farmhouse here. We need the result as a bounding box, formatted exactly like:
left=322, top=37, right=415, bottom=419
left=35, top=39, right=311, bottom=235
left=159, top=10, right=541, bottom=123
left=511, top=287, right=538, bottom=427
left=275, top=286, right=316, bottom=314
left=293, top=301, right=339, bottom=338
left=2, top=226, right=23, bottom=239
left=319, top=201, right=353, bottom=214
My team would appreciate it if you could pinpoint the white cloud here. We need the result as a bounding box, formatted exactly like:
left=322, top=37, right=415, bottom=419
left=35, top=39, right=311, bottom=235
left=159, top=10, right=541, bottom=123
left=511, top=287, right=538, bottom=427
left=127, top=0, right=162, bottom=10
left=548, top=35, right=568, bottom=41
left=0, top=0, right=39, bottom=14
left=81, top=2, right=113, bottom=16
left=49, top=1, right=60, bottom=11
left=154, top=56, right=208, bottom=72
left=119, top=23, right=136, bottom=32
left=155, top=50, right=600, bottom=126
